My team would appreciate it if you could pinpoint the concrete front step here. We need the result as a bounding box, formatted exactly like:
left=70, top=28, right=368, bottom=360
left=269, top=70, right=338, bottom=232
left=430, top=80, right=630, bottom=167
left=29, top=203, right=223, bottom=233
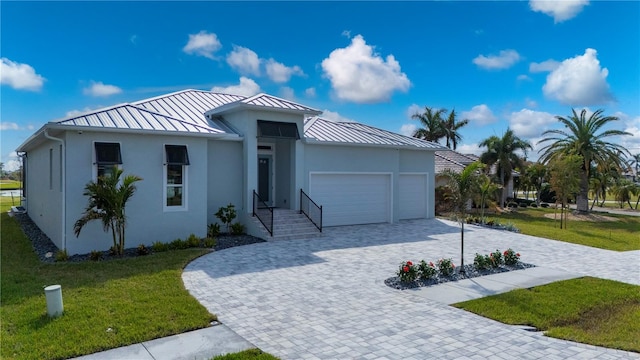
left=251, top=209, right=321, bottom=240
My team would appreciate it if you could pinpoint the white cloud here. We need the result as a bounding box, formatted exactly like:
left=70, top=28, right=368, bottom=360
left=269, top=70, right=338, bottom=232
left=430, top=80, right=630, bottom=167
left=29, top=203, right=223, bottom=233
left=0, top=58, right=45, bottom=91
left=400, top=123, right=418, bottom=137
left=320, top=109, right=356, bottom=123
left=472, top=49, right=521, bottom=70
left=618, top=115, right=640, bottom=154
left=508, top=109, right=556, bottom=138
left=265, top=59, right=304, bottom=83
left=3, top=152, right=22, bottom=172
left=83, top=81, right=122, bottom=97
left=211, top=77, right=261, bottom=97
left=406, top=104, right=422, bottom=120
left=543, top=48, right=613, bottom=106
left=529, top=0, right=589, bottom=23
left=305, top=87, right=316, bottom=98
left=183, top=31, right=221, bottom=59
left=461, top=104, right=498, bottom=125
left=279, top=86, right=295, bottom=100
left=525, top=98, right=538, bottom=108
left=227, top=45, right=261, bottom=76
left=529, top=59, right=561, bottom=73
left=321, top=34, right=411, bottom=103
left=0, top=122, right=20, bottom=131
left=456, top=143, right=483, bottom=156
left=517, top=74, right=532, bottom=82
left=65, top=106, right=101, bottom=118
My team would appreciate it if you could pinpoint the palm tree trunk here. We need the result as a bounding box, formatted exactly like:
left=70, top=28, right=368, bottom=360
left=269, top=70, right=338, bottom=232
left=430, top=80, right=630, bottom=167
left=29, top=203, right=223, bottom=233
left=576, top=170, right=589, bottom=212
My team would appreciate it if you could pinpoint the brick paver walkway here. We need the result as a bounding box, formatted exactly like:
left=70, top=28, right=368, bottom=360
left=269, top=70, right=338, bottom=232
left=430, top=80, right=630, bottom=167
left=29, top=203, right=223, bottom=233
left=183, top=219, right=640, bottom=359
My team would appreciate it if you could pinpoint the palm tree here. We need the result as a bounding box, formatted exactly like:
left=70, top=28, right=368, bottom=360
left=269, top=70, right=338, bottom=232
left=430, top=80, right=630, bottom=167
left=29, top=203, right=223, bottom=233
left=476, top=175, right=500, bottom=221
left=74, top=168, right=143, bottom=255
left=611, top=179, right=639, bottom=209
left=412, top=106, right=446, bottom=143
left=441, top=161, right=485, bottom=274
left=442, top=109, right=469, bottom=150
left=628, top=153, right=640, bottom=182
left=538, top=109, right=631, bottom=213
left=525, top=162, right=547, bottom=206
left=479, top=128, right=532, bottom=208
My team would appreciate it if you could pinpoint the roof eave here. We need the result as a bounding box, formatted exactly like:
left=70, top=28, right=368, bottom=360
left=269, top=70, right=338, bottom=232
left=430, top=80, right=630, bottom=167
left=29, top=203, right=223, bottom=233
left=303, top=138, right=440, bottom=151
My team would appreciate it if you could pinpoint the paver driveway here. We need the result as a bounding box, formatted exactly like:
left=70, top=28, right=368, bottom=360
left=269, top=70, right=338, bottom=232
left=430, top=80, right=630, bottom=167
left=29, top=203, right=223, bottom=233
left=183, top=219, right=640, bottom=359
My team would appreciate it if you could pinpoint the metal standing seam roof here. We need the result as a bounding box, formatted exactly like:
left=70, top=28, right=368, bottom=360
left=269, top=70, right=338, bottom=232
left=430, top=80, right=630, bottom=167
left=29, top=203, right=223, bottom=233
left=240, top=93, right=321, bottom=112
left=54, top=104, right=224, bottom=134
left=304, top=117, right=444, bottom=150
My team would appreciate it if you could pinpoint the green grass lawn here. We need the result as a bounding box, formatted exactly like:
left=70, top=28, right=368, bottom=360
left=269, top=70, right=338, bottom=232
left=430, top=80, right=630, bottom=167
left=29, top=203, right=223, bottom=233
left=0, top=211, right=216, bottom=360
left=213, top=349, right=280, bottom=360
left=454, top=277, right=640, bottom=352
left=492, top=208, right=640, bottom=251
left=0, top=180, right=22, bottom=190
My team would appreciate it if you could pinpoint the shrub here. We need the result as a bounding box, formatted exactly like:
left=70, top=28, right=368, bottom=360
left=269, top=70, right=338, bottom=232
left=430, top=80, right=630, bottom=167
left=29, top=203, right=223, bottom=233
left=397, top=261, right=418, bottom=283
left=503, top=222, right=520, bottom=232
left=169, top=238, right=188, bottom=250
left=152, top=241, right=169, bottom=252
left=437, top=258, right=455, bottom=277
left=503, top=248, right=521, bottom=265
left=203, top=237, right=216, bottom=248
left=489, top=249, right=503, bottom=268
left=230, top=222, right=245, bottom=235
left=137, top=244, right=150, bottom=256
left=89, top=250, right=103, bottom=261
left=186, top=234, right=201, bottom=248
left=215, top=203, right=237, bottom=233
left=473, top=253, right=490, bottom=270
left=207, top=223, right=220, bottom=238
left=109, top=245, right=121, bottom=256
left=530, top=203, right=538, bottom=208
left=55, top=249, right=69, bottom=262
left=418, top=260, right=437, bottom=280
left=541, top=203, right=550, bottom=208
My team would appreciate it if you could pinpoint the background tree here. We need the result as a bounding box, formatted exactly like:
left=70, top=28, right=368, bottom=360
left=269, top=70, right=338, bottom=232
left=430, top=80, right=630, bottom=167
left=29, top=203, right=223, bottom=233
left=476, top=175, right=500, bottom=221
left=74, top=168, right=143, bottom=255
left=548, top=155, right=581, bottom=229
left=440, top=161, right=484, bottom=274
left=628, top=153, right=640, bottom=182
left=525, top=162, right=547, bottom=206
left=611, top=179, right=639, bottom=209
left=538, top=109, right=631, bottom=213
left=479, top=128, right=532, bottom=208
left=412, top=106, right=446, bottom=143
left=442, top=109, right=469, bottom=150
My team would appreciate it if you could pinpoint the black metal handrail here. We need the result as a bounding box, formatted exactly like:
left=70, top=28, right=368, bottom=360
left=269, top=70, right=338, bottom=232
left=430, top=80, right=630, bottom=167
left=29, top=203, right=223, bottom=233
left=300, top=189, right=322, bottom=232
left=253, top=190, right=273, bottom=236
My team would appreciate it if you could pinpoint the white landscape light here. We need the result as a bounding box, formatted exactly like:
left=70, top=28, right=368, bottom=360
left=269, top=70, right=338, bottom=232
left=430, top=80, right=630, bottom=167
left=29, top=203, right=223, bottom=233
left=44, top=285, right=64, bottom=317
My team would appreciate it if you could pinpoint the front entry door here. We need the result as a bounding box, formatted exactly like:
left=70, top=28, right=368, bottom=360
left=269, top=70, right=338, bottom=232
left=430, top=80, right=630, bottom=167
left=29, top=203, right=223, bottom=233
left=258, top=155, right=272, bottom=205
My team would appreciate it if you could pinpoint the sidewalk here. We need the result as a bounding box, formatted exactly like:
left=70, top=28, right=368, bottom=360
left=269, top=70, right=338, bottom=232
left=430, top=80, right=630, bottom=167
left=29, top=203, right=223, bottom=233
left=72, top=324, right=254, bottom=360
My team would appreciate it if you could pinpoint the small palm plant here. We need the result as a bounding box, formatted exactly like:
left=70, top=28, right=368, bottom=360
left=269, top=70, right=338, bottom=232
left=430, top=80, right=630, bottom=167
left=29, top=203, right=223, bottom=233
left=74, top=168, right=143, bottom=255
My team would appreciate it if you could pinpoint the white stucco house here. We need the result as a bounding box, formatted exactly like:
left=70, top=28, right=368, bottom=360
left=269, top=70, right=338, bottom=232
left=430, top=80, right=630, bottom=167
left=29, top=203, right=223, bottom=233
left=17, top=90, right=443, bottom=255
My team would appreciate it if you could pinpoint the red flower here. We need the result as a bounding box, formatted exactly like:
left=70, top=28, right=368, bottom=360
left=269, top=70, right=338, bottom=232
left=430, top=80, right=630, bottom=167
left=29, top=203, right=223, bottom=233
left=452, top=264, right=455, bottom=268
left=403, top=266, right=409, bottom=273
left=429, top=262, right=434, bottom=267
left=406, top=261, right=413, bottom=266
left=516, top=253, right=521, bottom=257
left=504, top=251, right=508, bottom=256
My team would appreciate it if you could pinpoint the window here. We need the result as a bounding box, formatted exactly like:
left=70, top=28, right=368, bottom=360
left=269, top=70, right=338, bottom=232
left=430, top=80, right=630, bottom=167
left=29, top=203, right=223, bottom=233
left=165, top=145, right=189, bottom=209
left=257, top=120, right=300, bottom=139
left=95, top=142, right=122, bottom=178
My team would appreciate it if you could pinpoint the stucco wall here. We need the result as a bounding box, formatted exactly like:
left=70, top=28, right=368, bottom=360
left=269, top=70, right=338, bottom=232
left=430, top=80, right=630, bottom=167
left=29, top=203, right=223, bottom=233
left=207, top=140, right=243, bottom=226
left=25, top=138, right=64, bottom=249
left=63, top=131, right=209, bottom=254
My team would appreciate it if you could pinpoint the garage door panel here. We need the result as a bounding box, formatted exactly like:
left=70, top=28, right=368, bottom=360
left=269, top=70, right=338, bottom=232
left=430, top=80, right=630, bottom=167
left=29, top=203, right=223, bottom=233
left=399, top=174, right=427, bottom=220
left=310, top=173, right=391, bottom=226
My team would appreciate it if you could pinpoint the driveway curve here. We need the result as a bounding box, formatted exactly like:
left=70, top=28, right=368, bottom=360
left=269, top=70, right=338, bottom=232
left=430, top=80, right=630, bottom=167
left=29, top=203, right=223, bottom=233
left=183, top=219, right=639, bottom=359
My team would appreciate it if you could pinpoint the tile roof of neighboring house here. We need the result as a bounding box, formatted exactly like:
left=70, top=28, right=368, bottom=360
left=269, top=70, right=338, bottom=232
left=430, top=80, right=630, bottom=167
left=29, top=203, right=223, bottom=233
left=435, top=150, right=478, bottom=166
left=435, top=152, right=467, bottom=173
left=304, top=117, right=444, bottom=150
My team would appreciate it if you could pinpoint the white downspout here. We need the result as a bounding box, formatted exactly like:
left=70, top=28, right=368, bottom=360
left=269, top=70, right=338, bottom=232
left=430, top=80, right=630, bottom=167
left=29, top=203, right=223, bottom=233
left=44, top=129, right=66, bottom=251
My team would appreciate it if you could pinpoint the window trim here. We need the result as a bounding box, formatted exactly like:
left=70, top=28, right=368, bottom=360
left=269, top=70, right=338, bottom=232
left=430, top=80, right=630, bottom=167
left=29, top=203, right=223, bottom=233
left=163, top=144, right=189, bottom=212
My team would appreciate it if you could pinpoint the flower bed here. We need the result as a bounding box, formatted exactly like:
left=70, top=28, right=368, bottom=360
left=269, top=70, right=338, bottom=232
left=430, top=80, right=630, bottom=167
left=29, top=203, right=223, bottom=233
left=385, top=249, right=535, bottom=290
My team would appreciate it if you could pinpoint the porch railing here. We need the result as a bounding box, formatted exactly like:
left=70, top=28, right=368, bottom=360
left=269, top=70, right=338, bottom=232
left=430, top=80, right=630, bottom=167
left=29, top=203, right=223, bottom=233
left=253, top=190, right=273, bottom=236
left=300, top=189, right=322, bottom=232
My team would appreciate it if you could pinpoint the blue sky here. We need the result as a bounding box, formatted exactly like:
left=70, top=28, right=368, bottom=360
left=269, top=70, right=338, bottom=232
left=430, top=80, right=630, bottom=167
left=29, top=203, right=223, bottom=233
left=2, top=1, right=639, bottom=171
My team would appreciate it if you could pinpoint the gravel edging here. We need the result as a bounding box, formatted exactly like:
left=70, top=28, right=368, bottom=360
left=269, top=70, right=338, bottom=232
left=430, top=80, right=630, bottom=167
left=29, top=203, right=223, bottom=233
left=9, top=212, right=266, bottom=263
left=385, top=262, right=536, bottom=290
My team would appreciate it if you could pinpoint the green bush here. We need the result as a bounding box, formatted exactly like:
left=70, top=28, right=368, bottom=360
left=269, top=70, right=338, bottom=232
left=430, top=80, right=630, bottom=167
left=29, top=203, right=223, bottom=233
left=437, top=258, right=455, bottom=277
left=203, top=237, right=216, bottom=248
left=186, top=234, right=201, bottom=248
left=152, top=241, right=169, bottom=252
left=55, top=249, right=69, bottom=262
left=397, top=261, right=418, bottom=283
left=418, top=260, right=437, bottom=280
left=169, top=238, right=188, bottom=250
left=207, top=223, right=220, bottom=238
left=503, top=248, right=521, bottom=265
left=89, top=250, right=103, bottom=261
left=137, top=244, right=150, bottom=256
left=473, top=253, right=490, bottom=270
left=489, top=249, right=504, bottom=267
left=230, top=222, right=245, bottom=235
left=215, top=203, right=237, bottom=233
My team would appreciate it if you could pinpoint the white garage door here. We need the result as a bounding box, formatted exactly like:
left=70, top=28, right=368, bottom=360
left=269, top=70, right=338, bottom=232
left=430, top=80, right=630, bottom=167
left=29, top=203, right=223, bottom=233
left=399, top=174, right=428, bottom=220
left=309, top=173, right=391, bottom=226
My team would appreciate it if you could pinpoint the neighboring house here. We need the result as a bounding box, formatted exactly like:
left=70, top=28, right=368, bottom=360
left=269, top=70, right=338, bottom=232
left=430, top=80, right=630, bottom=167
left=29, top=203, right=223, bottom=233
left=17, top=90, right=444, bottom=254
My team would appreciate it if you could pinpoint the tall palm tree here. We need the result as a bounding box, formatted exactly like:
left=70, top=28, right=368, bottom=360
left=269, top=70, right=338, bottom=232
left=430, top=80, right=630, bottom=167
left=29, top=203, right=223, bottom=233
left=441, top=109, right=469, bottom=150
left=476, top=175, right=500, bottom=221
left=479, top=128, right=532, bottom=207
left=74, top=168, right=143, bottom=255
left=412, top=106, right=446, bottom=143
left=628, top=153, right=640, bottom=182
left=611, top=179, right=639, bottom=209
left=441, top=161, right=485, bottom=274
left=538, top=109, right=631, bottom=213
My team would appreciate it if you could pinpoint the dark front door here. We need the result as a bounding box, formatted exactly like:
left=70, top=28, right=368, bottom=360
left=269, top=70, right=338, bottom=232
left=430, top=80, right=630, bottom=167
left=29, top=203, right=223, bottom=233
left=258, top=155, right=271, bottom=202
